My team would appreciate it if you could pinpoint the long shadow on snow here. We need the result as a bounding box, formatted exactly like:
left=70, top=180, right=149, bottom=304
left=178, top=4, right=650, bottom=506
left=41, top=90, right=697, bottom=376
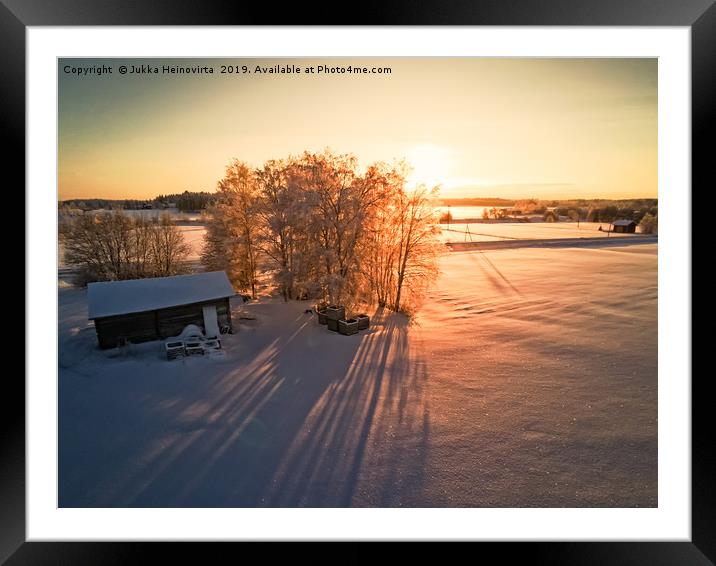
left=263, top=310, right=430, bottom=507
left=103, top=307, right=430, bottom=507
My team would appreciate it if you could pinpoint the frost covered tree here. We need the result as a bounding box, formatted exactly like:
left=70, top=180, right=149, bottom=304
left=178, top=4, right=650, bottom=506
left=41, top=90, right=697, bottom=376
left=392, top=184, right=441, bottom=314
left=254, top=159, right=306, bottom=301
left=638, top=212, right=658, bottom=234
left=361, top=163, right=402, bottom=308
left=203, top=150, right=443, bottom=315
left=201, top=207, right=231, bottom=273
left=359, top=163, right=441, bottom=314
left=203, top=160, right=261, bottom=297
left=295, top=150, right=381, bottom=305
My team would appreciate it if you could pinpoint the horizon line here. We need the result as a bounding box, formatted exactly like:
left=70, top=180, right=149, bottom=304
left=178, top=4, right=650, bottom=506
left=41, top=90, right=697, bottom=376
left=58, top=194, right=659, bottom=203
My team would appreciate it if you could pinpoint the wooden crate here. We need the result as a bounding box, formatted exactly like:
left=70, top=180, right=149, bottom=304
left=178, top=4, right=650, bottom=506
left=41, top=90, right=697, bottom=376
left=338, top=318, right=359, bottom=336
left=356, top=314, right=370, bottom=330
left=325, top=305, right=345, bottom=321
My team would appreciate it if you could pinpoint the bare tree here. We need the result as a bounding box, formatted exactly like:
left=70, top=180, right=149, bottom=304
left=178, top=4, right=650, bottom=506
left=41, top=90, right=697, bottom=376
left=150, top=214, right=191, bottom=276
left=543, top=209, right=558, bottom=223
left=64, top=212, right=135, bottom=282
left=63, top=211, right=190, bottom=284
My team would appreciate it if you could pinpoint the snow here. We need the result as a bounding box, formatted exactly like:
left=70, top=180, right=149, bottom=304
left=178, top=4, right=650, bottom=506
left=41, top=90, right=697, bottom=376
left=177, top=225, right=207, bottom=260
left=87, top=271, right=234, bottom=319
left=439, top=221, right=638, bottom=243
left=59, top=242, right=657, bottom=507
left=91, top=208, right=203, bottom=222
left=435, top=205, right=508, bottom=220
left=61, top=222, right=633, bottom=267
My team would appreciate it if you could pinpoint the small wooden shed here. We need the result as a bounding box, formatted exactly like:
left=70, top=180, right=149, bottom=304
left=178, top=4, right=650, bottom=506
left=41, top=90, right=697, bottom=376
left=612, top=219, right=637, bottom=233
left=87, top=271, right=235, bottom=349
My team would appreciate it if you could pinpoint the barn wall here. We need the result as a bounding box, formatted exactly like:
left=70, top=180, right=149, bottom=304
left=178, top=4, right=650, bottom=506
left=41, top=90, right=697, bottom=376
left=94, top=312, right=157, bottom=349
left=156, top=303, right=204, bottom=338
left=93, top=297, right=233, bottom=349
left=156, top=298, right=231, bottom=338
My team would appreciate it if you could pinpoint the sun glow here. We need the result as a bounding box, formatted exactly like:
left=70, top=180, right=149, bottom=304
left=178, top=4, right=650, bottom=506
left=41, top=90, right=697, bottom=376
left=405, top=144, right=453, bottom=190
left=58, top=58, right=657, bottom=201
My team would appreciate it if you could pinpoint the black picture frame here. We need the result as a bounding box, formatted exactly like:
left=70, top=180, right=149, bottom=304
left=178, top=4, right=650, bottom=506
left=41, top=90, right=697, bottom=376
left=6, top=0, right=708, bottom=561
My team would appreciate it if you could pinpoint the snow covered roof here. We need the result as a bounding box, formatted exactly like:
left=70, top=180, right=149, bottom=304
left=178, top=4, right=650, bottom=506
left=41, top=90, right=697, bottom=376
left=612, top=219, right=637, bottom=226
left=87, top=271, right=235, bottom=319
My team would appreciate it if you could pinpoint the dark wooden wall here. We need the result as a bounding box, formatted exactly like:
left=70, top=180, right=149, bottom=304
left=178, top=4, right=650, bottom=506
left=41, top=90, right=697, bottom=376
left=613, top=224, right=637, bottom=233
left=94, top=297, right=232, bottom=349
left=94, top=311, right=157, bottom=349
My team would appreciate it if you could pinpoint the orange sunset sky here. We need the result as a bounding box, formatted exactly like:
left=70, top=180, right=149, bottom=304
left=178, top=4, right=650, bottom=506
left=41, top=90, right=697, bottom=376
left=58, top=58, right=657, bottom=201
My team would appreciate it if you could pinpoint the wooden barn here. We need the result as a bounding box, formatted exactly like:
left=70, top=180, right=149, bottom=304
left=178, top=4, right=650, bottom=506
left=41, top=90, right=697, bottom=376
left=612, top=219, right=637, bottom=233
left=87, top=271, right=235, bottom=349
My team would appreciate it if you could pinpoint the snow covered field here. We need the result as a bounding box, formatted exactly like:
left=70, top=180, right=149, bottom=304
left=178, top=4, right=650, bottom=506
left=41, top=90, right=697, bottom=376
left=60, top=221, right=637, bottom=267
left=107, top=208, right=204, bottom=222
left=177, top=225, right=207, bottom=260
left=59, top=243, right=657, bottom=507
left=439, top=221, right=638, bottom=243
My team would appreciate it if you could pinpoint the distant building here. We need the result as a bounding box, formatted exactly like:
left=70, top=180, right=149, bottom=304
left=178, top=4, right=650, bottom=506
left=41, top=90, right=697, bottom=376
left=612, top=219, right=637, bottom=233
left=87, top=271, right=235, bottom=349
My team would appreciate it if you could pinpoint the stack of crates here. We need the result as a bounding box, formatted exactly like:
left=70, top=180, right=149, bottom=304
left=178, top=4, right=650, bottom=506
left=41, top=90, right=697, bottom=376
left=324, top=305, right=345, bottom=332
left=318, top=305, right=371, bottom=336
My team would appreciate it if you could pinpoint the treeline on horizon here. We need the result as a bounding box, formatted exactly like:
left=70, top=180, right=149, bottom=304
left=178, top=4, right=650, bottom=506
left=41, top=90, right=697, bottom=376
left=512, top=197, right=657, bottom=224
left=62, top=194, right=658, bottom=213
left=439, top=197, right=658, bottom=208
left=60, top=190, right=215, bottom=212
left=440, top=197, right=658, bottom=224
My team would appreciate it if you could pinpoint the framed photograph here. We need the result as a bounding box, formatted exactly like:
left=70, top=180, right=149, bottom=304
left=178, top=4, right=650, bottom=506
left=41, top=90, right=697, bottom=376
left=9, top=0, right=709, bottom=561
